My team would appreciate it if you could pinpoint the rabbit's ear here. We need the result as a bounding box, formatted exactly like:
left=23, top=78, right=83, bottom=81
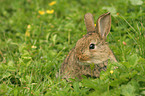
left=84, top=13, right=95, bottom=33
left=96, top=12, right=111, bottom=39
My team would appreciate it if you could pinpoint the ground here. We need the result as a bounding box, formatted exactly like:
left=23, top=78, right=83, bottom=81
left=0, top=0, right=145, bottom=95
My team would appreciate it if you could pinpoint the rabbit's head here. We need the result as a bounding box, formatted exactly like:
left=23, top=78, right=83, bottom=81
left=75, top=12, right=117, bottom=65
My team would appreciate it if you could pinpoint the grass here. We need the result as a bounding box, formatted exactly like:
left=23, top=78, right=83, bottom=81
left=0, top=0, right=145, bottom=95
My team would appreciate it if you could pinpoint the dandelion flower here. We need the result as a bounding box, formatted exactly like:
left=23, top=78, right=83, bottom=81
left=51, top=25, right=54, bottom=28
left=27, top=25, right=31, bottom=29
left=110, top=70, right=114, bottom=74
left=25, top=30, right=30, bottom=37
left=49, top=1, right=56, bottom=6
left=38, top=11, right=45, bottom=15
left=94, top=24, right=96, bottom=27
left=46, top=10, right=54, bottom=14
left=25, top=25, right=31, bottom=37
left=31, top=45, right=37, bottom=49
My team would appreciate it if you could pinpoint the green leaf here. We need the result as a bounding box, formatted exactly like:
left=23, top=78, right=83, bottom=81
left=129, top=0, right=143, bottom=5
left=2, top=72, right=11, bottom=78
left=0, top=84, right=8, bottom=95
left=51, top=34, right=57, bottom=45
left=102, top=6, right=117, bottom=17
left=73, top=82, right=80, bottom=93
left=141, top=91, right=145, bottom=95
left=121, top=84, right=136, bottom=96
left=128, top=54, right=138, bottom=68
left=8, top=60, right=14, bottom=67
left=14, top=88, right=18, bottom=96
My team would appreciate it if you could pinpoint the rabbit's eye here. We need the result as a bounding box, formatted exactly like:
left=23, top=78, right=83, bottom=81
left=89, top=44, right=95, bottom=49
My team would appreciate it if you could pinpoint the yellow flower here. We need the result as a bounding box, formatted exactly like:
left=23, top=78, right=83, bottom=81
left=51, top=25, right=54, bottom=28
left=94, top=24, right=96, bottom=27
left=31, top=45, right=37, bottom=49
left=27, top=25, right=31, bottom=29
left=25, top=30, right=30, bottom=37
left=49, top=1, right=56, bottom=6
left=25, top=25, right=31, bottom=37
left=46, top=10, right=54, bottom=14
left=38, top=11, right=45, bottom=15
left=110, top=70, right=114, bottom=74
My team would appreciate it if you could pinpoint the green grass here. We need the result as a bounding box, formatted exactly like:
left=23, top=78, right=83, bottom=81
left=0, top=0, right=145, bottom=95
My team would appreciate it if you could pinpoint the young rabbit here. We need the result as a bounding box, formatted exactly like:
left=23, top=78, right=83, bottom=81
left=60, top=12, right=117, bottom=80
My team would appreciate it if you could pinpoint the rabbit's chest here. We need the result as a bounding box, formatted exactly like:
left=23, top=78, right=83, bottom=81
left=77, top=60, right=108, bottom=78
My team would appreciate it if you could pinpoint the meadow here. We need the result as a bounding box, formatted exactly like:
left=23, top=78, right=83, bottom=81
left=0, top=0, right=145, bottom=95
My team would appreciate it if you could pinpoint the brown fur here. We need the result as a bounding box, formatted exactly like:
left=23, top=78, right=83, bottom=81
left=60, top=12, right=117, bottom=80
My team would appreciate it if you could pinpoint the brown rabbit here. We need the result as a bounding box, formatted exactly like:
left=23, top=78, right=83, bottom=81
left=60, top=12, right=117, bottom=80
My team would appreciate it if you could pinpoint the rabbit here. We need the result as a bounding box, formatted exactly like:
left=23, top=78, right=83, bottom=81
left=60, top=12, right=117, bottom=80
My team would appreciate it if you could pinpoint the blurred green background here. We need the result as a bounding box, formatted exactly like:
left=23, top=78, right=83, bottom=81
left=0, top=0, right=145, bottom=95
